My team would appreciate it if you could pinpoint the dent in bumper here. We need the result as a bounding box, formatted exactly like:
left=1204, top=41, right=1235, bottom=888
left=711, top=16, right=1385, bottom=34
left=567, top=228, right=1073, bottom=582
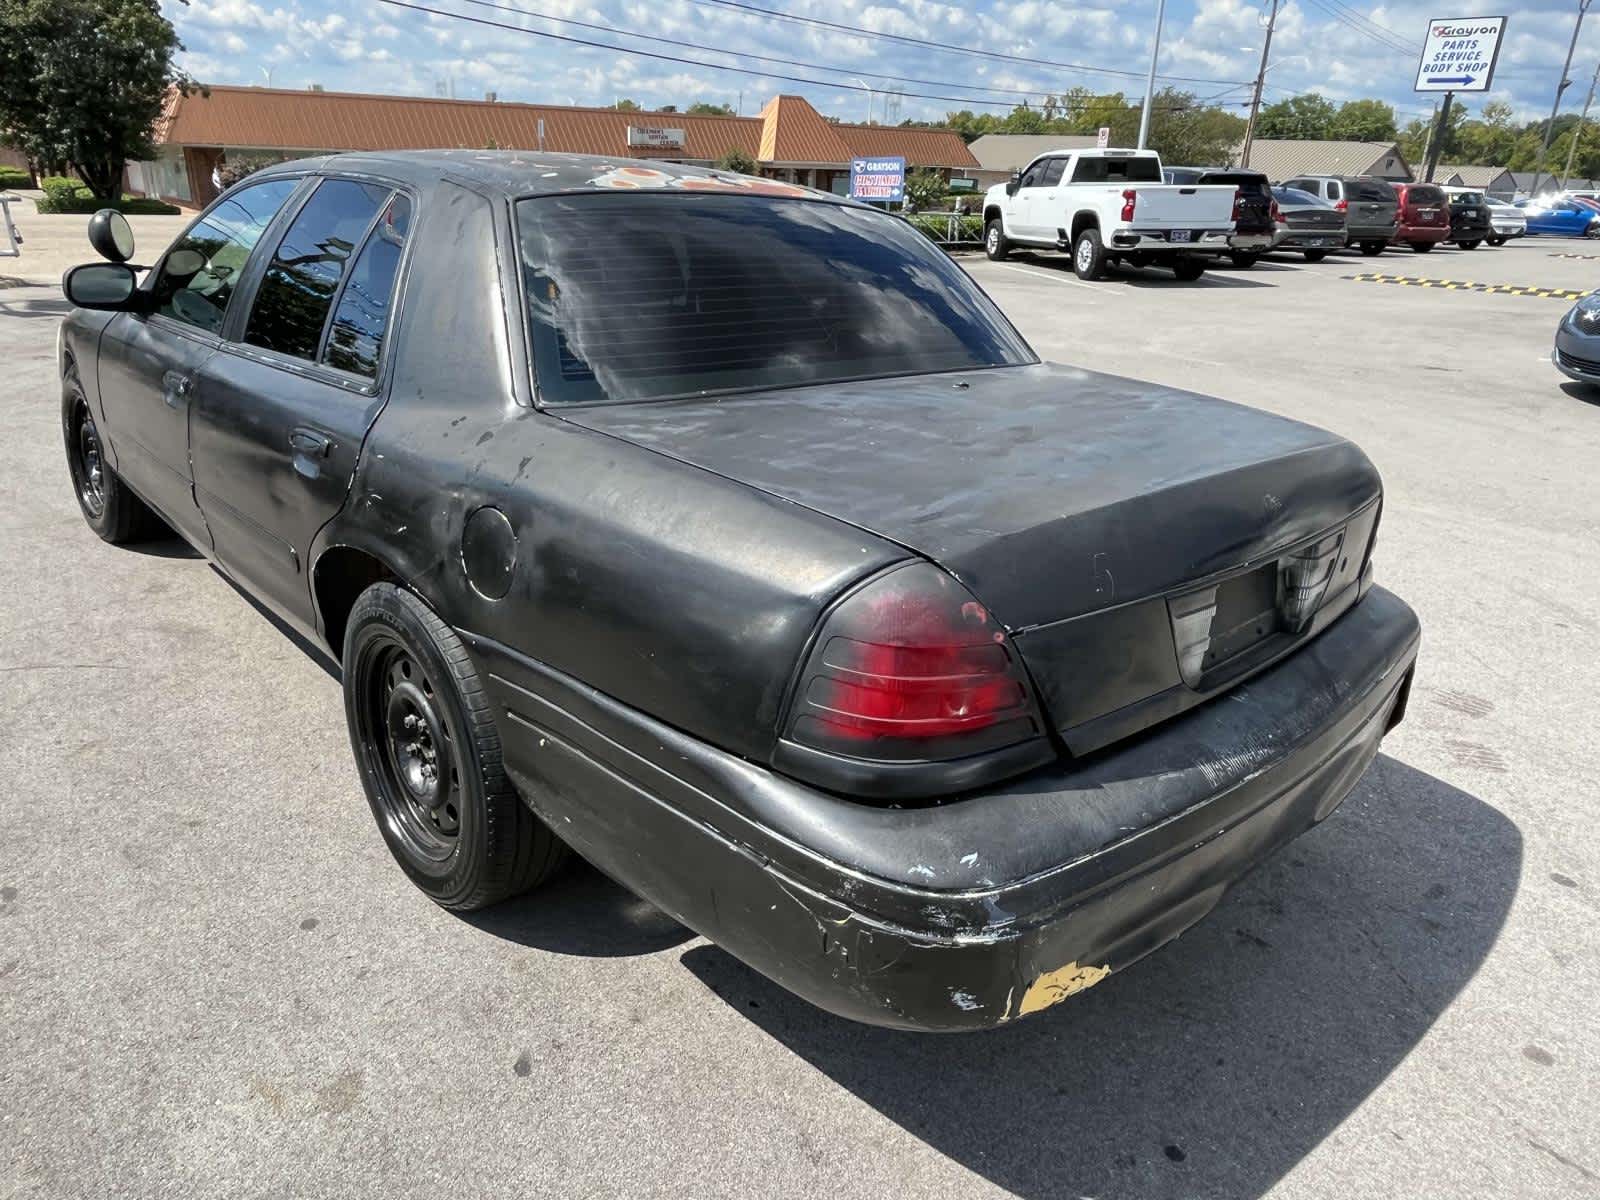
left=463, top=587, right=1421, bottom=1031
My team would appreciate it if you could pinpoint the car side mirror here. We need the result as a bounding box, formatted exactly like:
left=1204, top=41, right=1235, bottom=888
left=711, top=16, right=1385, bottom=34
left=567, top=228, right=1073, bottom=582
left=63, top=262, right=143, bottom=311
left=87, top=208, right=135, bottom=263
left=1005, top=179, right=1019, bottom=197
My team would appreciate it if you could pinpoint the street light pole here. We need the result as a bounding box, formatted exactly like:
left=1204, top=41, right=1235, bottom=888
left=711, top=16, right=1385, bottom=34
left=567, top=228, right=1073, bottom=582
left=1136, top=0, right=1167, bottom=149
left=1240, top=0, right=1280, bottom=168
left=1561, top=59, right=1600, bottom=188
left=1533, top=0, right=1595, bottom=197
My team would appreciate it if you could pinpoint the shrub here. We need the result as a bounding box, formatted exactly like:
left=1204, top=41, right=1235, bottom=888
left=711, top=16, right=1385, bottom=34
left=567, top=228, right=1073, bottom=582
left=35, top=176, right=177, bottom=215
left=714, top=148, right=758, bottom=175
left=0, top=165, right=31, bottom=188
left=218, top=153, right=284, bottom=188
left=904, top=212, right=984, bottom=245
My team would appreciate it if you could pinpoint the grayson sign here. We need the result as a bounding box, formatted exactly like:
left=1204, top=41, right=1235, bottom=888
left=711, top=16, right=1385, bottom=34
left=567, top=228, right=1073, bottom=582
left=627, top=126, right=687, bottom=150
left=1414, top=15, right=1507, bottom=92
left=849, top=156, right=906, bottom=202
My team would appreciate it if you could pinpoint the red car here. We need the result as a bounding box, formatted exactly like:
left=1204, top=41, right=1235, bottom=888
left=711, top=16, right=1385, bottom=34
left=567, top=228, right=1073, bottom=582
left=1391, top=183, right=1451, bottom=253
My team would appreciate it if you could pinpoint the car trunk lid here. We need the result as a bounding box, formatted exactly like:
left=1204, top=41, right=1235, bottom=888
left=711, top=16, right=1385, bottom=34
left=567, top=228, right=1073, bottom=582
left=562, top=363, right=1382, bottom=740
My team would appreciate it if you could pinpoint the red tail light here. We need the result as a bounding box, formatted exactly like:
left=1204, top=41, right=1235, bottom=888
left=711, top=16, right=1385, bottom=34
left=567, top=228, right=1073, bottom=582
left=1335, top=198, right=1348, bottom=212
left=1121, top=189, right=1137, bottom=222
left=1231, top=187, right=1243, bottom=221
left=1270, top=198, right=1283, bottom=224
left=782, top=563, right=1044, bottom=764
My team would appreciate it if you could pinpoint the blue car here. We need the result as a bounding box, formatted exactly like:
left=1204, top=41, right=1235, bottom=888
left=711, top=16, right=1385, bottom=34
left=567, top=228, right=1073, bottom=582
left=1517, top=198, right=1600, bottom=237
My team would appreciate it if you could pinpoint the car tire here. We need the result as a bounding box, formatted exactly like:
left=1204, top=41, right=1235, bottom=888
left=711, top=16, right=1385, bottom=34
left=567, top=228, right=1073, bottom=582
left=1587, top=222, right=1600, bottom=240
left=1303, top=250, right=1328, bottom=263
left=1460, top=239, right=1481, bottom=250
left=1360, top=241, right=1385, bottom=256
left=1410, top=241, right=1434, bottom=253
left=344, top=582, right=566, bottom=911
left=1072, top=227, right=1107, bottom=280
left=984, top=219, right=1010, bottom=261
left=61, top=366, right=168, bottom=545
left=1171, top=256, right=1206, bottom=281
left=1229, top=251, right=1259, bottom=269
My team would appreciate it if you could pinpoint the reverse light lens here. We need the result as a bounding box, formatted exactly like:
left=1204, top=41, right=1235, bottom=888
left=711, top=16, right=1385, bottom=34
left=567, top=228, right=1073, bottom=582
left=785, top=563, right=1043, bottom=762
left=1270, top=198, right=1283, bottom=224
left=1280, top=533, right=1344, bottom=632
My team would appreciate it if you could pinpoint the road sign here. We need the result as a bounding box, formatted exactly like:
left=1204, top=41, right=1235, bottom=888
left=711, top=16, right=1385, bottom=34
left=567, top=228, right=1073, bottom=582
left=1415, top=15, right=1507, bottom=93
left=1096, top=126, right=1110, bottom=148
left=849, top=156, right=905, bottom=203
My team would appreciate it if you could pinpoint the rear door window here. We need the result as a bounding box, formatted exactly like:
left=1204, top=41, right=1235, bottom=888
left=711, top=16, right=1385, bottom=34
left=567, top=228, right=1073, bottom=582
left=1327, top=181, right=1342, bottom=200
left=243, top=179, right=391, bottom=363
left=323, top=194, right=412, bottom=379
left=151, top=178, right=300, bottom=334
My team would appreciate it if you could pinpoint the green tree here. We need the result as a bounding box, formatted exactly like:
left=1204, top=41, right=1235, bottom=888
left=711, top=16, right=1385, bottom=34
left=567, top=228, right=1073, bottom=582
left=686, top=101, right=735, bottom=116
left=1255, top=94, right=1337, bottom=140
left=714, top=148, right=757, bottom=174
left=1329, top=99, right=1397, bottom=142
left=0, top=0, right=198, bottom=203
left=903, top=167, right=946, bottom=209
left=1398, top=116, right=1432, bottom=164
left=614, top=98, right=641, bottom=111
left=1148, top=89, right=1245, bottom=165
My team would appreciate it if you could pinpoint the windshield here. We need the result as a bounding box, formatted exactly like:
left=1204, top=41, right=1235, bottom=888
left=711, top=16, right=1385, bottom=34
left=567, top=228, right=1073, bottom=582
left=516, top=194, right=1034, bottom=405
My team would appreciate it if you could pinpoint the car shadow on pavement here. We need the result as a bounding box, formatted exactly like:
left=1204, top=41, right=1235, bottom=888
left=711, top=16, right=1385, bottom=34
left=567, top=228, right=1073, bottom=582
left=679, top=755, right=1520, bottom=1200
left=466, top=857, right=695, bottom=957
left=1010, top=253, right=1277, bottom=289
left=0, top=290, right=71, bottom=318
left=1558, top=381, right=1600, bottom=407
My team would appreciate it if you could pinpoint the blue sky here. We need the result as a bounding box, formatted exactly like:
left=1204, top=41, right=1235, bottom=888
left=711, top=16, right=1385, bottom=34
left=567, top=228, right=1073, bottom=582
left=170, top=0, right=1600, bottom=129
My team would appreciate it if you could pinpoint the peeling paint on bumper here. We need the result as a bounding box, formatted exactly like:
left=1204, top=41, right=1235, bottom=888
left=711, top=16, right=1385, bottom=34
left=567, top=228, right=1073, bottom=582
left=466, top=587, right=1420, bottom=1032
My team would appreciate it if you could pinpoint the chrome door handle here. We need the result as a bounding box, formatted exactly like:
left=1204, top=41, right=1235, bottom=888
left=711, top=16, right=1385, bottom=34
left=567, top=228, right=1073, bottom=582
left=288, top=427, right=332, bottom=458
left=162, top=370, right=193, bottom=407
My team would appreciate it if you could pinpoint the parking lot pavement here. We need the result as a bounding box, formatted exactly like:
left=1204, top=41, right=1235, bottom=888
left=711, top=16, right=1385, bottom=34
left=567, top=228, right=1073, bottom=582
left=3, top=236, right=1597, bottom=1200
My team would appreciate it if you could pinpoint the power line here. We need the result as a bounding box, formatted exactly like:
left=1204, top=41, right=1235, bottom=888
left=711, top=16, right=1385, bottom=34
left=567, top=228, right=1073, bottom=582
left=1298, top=0, right=1418, bottom=56
left=686, top=0, right=1251, bottom=87
left=1315, top=0, right=1421, bottom=54
left=448, top=0, right=1101, bottom=108
left=379, top=0, right=1211, bottom=113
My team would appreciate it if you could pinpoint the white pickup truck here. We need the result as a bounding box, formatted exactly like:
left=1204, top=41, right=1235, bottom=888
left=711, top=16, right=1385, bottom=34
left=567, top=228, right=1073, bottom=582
left=982, top=148, right=1239, bottom=281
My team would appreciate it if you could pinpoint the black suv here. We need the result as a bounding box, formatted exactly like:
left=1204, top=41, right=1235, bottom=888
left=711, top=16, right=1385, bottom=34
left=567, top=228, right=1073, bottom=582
left=1281, top=175, right=1400, bottom=256
left=1447, top=189, right=1493, bottom=249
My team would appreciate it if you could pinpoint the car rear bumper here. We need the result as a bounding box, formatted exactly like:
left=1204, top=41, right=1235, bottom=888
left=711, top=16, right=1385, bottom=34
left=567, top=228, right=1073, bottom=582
left=1347, top=224, right=1399, bottom=242
left=1394, top=223, right=1450, bottom=243
left=463, top=586, right=1420, bottom=1032
left=1272, top=227, right=1344, bottom=249
left=1101, top=227, right=1233, bottom=253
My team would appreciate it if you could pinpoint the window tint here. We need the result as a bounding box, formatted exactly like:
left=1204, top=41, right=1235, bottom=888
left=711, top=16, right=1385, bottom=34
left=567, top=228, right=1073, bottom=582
left=1453, top=191, right=1484, bottom=205
left=1347, top=179, right=1394, bottom=201
left=1327, top=181, right=1342, bottom=199
left=1071, top=156, right=1162, bottom=183
left=1018, top=162, right=1044, bottom=188
left=244, top=179, right=390, bottom=362
left=1406, top=185, right=1445, bottom=205
left=1039, top=158, right=1066, bottom=187
left=152, top=178, right=299, bottom=333
left=1166, top=168, right=1205, bottom=184
left=323, top=194, right=412, bottom=379
left=517, top=194, right=1034, bottom=405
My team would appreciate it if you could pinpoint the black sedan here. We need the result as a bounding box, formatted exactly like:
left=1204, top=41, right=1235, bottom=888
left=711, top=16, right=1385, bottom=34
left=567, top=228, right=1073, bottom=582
left=58, top=151, right=1419, bottom=1031
left=1553, top=290, right=1600, bottom=383
left=1268, top=186, right=1347, bottom=261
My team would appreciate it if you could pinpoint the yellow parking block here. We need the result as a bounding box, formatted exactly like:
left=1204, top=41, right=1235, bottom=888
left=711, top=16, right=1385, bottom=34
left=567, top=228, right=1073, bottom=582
left=1347, top=273, right=1588, bottom=300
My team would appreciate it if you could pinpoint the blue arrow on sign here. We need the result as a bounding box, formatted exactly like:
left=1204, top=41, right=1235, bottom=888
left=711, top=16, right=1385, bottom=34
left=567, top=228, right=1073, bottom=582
left=1430, top=76, right=1477, bottom=85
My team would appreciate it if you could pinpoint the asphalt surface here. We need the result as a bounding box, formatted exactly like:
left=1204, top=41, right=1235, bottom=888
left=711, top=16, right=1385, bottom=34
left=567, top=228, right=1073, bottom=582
left=3, top=230, right=1598, bottom=1199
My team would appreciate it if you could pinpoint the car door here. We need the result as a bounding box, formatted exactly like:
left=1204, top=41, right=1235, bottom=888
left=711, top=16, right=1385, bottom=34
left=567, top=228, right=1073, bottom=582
left=1009, top=159, right=1050, bottom=241
left=188, top=178, right=414, bottom=633
left=1023, top=156, right=1067, bottom=242
left=93, top=177, right=303, bottom=547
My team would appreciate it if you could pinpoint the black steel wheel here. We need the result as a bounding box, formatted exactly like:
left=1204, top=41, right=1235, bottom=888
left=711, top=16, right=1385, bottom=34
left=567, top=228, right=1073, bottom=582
left=61, top=366, right=167, bottom=543
left=344, top=582, right=564, bottom=910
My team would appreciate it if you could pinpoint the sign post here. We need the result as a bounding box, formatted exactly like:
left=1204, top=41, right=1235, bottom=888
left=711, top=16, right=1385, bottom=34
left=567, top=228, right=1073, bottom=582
left=849, top=156, right=906, bottom=205
left=1414, top=16, right=1507, bottom=182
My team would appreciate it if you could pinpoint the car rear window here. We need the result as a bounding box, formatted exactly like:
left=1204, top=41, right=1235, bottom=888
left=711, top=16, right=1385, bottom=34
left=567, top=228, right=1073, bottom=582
left=1071, top=156, right=1163, bottom=183
left=516, top=193, right=1034, bottom=405
left=1199, top=172, right=1269, bottom=194
left=1406, top=186, right=1445, bottom=205
left=1454, top=191, right=1485, bottom=205
left=1346, top=179, right=1396, bottom=202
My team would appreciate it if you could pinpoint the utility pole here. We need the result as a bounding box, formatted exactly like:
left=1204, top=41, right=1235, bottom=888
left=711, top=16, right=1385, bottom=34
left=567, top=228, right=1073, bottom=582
left=1533, top=0, right=1594, bottom=197
left=1561, top=59, right=1600, bottom=188
left=1424, top=93, right=1454, bottom=182
left=1240, top=0, right=1280, bottom=168
left=1136, top=0, right=1168, bottom=149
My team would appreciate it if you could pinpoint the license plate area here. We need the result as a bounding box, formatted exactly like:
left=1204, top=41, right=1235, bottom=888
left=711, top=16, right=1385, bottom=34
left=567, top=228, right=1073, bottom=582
left=1170, top=229, right=1192, bottom=243
left=1168, top=530, right=1346, bottom=691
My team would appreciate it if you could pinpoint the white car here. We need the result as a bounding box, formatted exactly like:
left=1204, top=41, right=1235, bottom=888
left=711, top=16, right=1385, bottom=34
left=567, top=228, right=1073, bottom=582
left=1486, top=199, right=1526, bottom=245
left=982, top=148, right=1238, bottom=281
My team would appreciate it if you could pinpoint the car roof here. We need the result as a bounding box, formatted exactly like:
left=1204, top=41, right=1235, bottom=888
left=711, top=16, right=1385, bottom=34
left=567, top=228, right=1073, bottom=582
left=244, top=149, right=840, bottom=202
